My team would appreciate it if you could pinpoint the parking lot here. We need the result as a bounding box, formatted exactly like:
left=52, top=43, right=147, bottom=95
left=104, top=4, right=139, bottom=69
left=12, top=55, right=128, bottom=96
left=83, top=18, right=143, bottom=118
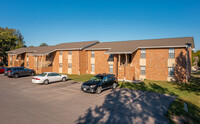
left=0, top=74, right=175, bottom=124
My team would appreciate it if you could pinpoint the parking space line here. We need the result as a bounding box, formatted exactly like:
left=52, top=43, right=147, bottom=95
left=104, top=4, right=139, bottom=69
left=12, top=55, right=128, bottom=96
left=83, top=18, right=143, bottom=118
left=133, top=91, right=147, bottom=100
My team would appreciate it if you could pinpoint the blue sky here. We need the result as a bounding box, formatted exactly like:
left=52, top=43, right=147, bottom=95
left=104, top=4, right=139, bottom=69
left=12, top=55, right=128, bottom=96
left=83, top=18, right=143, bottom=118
left=1, top=0, right=200, bottom=50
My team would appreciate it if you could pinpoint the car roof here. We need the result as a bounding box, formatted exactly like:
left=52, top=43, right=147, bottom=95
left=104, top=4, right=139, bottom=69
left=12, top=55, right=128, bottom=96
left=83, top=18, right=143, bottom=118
left=96, top=73, right=115, bottom=77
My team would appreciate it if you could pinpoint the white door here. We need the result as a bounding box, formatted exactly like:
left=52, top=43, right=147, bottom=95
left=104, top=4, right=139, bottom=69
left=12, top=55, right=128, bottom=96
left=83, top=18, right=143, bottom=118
left=47, top=73, right=56, bottom=82
left=54, top=73, right=62, bottom=81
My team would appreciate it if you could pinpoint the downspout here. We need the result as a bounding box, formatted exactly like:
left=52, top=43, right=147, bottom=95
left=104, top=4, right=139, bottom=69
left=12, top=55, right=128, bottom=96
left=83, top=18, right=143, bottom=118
left=185, top=43, right=191, bottom=82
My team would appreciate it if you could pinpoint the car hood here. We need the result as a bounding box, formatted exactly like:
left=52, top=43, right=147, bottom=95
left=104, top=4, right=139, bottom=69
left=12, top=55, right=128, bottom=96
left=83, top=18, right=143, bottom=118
left=83, top=80, right=99, bottom=86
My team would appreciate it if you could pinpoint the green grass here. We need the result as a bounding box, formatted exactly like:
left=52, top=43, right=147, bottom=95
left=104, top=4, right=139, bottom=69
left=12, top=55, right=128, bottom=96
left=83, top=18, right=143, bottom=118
left=67, top=74, right=94, bottom=82
left=119, top=77, right=200, bottom=123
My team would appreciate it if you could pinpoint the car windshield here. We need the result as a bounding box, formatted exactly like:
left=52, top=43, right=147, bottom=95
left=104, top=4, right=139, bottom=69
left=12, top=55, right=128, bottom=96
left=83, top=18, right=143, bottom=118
left=90, top=76, right=102, bottom=81
left=38, top=73, right=47, bottom=76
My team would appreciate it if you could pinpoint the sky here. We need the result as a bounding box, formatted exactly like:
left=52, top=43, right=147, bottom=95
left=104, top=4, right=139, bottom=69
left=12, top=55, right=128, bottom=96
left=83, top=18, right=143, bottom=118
left=0, top=0, right=200, bottom=50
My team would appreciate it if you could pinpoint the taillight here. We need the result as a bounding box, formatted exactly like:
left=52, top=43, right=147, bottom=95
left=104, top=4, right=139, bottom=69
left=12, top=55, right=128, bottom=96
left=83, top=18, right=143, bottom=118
left=32, top=78, right=40, bottom=80
left=7, top=70, right=12, bottom=72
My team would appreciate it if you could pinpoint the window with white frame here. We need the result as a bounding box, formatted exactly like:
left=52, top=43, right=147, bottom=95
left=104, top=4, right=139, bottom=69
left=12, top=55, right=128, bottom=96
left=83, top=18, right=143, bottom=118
left=69, top=63, right=72, bottom=68
left=69, top=51, right=72, bottom=55
left=169, top=48, right=175, bottom=58
left=60, top=51, right=62, bottom=55
left=141, top=49, right=146, bottom=58
left=91, top=51, right=95, bottom=58
left=140, top=66, right=146, bottom=75
left=59, top=63, right=62, bottom=68
left=168, top=67, right=175, bottom=77
left=91, top=64, right=95, bottom=72
left=109, top=65, right=113, bottom=73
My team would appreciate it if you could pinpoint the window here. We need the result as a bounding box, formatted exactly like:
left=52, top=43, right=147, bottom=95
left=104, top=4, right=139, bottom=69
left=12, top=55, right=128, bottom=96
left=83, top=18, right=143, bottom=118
left=140, top=66, right=146, bottom=75
left=127, top=54, right=132, bottom=63
left=108, top=54, right=114, bottom=61
left=91, top=51, right=95, bottom=58
left=59, top=63, right=62, bottom=68
left=169, top=48, right=175, bottom=58
left=141, top=49, right=146, bottom=58
left=91, top=64, right=95, bottom=72
left=27, top=61, right=29, bottom=67
left=109, top=65, right=113, bottom=73
left=168, top=67, right=175, bottom=77
left=60, top=51, right=62, bottom=55
left=69, top=63, right=72, bottom=68
left=69, top=51, right=72, bottom=55
left=120, top=54, right=126, bottom=65
left=27, top=55, right=29, bottom=58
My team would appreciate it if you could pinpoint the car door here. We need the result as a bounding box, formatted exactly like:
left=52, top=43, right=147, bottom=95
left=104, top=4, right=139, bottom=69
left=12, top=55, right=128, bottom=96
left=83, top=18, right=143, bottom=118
left=54, top=73, right=62, bottom=81
left=23, top=67, right=30, bottom=75
left=108, top=75, right=114, bottom=87
left=18, top=68, right=25, bottom=76
left=47, top=73, right=55, bottom=82
left=102, top=76, right=110, bottom=89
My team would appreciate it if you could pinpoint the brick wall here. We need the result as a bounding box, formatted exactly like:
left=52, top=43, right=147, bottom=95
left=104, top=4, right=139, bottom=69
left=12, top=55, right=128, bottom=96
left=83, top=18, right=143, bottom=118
left=72, top=51, right=80, bottom=74
left=174, top=48, right=187, bottom=82
left=146, top=48, right=169, bottom=81
left=79, top=50, right=87, bottom=74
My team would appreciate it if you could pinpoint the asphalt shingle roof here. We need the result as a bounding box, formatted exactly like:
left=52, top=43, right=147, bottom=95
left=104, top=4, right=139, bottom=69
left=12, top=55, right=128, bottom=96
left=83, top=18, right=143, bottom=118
left=8, top=41, right=99, bottom=55
left=85, top=37, right=194, bottom=53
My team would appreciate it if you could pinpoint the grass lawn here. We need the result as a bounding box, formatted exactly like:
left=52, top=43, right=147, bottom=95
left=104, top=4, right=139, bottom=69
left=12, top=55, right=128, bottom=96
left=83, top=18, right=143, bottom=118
left=67, top=74, right=94, bottom=82
left=119, top=76, right=200, bottom=123
left=66, top=73, right=200, bottom=123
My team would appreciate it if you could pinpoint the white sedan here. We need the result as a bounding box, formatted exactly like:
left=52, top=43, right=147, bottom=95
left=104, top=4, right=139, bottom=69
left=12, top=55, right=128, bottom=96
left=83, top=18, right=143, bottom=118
left=32, top=72, right=68, bottom=85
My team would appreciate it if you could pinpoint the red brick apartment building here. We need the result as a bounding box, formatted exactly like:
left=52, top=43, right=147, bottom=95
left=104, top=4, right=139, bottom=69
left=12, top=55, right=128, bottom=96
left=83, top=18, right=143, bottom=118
left=7, top=37, right=194, bottom=82
left=7, top=41, right=99, bottom=74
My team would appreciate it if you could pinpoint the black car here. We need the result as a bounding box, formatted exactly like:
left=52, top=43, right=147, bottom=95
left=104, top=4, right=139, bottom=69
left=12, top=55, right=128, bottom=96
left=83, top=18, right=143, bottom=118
left=4, top=67, right=35, bottom=78
left=81, top=74, right=118, bottom=94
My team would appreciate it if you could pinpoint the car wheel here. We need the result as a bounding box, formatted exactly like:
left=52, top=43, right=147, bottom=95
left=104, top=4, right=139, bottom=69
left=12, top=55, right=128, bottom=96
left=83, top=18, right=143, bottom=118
left=30, top=72, right=35, bottom=76
left=43, top=80, right=49, bottom=85
left=112, top=83, right=117, bottom=89
left=96, top=86, right=102, bottom=94
left=14, top=74, right=19, bottom=78
left=62, top=77, right=67, bottom=82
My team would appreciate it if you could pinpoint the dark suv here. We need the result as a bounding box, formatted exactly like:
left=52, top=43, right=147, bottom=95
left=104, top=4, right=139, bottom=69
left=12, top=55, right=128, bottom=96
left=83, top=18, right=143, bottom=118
left=4, top=67, right=35, bottom=78
left=81, top=74, right=118, bottom=94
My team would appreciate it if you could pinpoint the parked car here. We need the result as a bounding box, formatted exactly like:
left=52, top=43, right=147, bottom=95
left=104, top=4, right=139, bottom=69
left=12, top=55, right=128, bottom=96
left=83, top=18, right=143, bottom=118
left=81, top=74, right=118, bottom=94
left=0, top=67, right=6, bottom=73
left=4, top=67, right=35, bottom=78
left=32, top=72, right=68, bottom=85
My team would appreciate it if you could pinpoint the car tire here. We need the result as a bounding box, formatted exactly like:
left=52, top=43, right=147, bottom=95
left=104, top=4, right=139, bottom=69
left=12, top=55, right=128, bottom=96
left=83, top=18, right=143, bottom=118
left=96, top=86, right=102, bottom=94
left=43, top=80, right=49, bottom=85
left=30, top=72, right=35, bottom=76
left=62, top=77, right=67, bottom=82
left=14, top=74, right=19, bottom=78
left=112, top=83, right=117, bottom=89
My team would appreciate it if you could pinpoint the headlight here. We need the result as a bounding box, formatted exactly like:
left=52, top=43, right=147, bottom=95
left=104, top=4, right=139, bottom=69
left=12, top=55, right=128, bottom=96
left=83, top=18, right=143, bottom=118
left=90, top=85, right=96, bottom=88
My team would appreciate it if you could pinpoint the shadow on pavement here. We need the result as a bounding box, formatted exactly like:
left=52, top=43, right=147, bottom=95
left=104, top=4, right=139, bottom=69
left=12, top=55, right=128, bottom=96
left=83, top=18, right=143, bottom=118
left=75, top=89, right=176, bottom=124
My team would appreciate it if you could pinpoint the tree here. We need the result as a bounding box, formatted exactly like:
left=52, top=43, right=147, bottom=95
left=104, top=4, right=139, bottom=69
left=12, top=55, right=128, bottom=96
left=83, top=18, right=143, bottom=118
left=0, top=27, right=25, bottom=65
left=39, top=43, right=48, bottom=47
left=29, top=45, right=34, bottom=47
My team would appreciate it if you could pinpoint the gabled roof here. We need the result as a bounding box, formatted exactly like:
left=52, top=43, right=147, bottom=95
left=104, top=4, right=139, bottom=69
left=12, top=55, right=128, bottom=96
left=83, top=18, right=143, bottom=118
left=8, top=41, right=99, bottom=55
left=85, top=37, right=194, bottom=54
